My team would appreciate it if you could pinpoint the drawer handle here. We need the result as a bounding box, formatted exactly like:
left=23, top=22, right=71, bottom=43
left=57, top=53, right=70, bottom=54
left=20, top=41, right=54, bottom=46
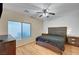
left=71, top=42, right=75, bottom=44
left=71, top=39, right=75, bottom=41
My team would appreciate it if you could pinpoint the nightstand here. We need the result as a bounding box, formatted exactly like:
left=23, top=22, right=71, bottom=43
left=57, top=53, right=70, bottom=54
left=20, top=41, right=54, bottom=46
left=67, top=36, right=79, bottom=47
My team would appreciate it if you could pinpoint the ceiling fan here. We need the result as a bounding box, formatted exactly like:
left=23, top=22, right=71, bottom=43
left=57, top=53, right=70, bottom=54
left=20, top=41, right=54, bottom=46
left=24, top=4, right=55, bottom=18
left=36, top=8, right=55, bottom=18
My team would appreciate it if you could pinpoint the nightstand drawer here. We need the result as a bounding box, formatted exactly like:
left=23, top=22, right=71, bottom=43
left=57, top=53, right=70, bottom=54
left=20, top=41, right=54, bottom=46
left=67, top=36, right=79, bottom=47
left=69, top=41, right=76, bottom=45
left=68, top=38, right=76, bottom=42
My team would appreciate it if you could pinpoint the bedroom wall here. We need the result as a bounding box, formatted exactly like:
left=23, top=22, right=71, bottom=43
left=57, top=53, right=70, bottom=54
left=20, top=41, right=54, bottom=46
left=43, top=10, right=79, bottom=37
left=0, top=9, right=24, bottom=35
left=0, top=8, right=43, bottom=47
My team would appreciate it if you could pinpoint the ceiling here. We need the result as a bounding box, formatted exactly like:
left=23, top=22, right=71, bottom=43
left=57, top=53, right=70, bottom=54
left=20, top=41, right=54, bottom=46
left=3, top=3, right=79, bottom=20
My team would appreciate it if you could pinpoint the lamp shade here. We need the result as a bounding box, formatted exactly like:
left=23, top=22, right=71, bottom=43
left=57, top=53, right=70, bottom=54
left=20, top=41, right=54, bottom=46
left=0, top=3, right=3, bottom=18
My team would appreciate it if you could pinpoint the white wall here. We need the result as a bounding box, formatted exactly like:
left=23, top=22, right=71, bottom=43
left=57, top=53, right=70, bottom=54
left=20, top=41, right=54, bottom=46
left=0, top=8, right=43, bottom=47
left=43, top=10, right=79, bottom=36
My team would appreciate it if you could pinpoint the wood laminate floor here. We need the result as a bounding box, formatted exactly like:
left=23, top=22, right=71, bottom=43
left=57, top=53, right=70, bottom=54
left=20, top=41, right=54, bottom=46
left=16, top=42, right=79, bottom=55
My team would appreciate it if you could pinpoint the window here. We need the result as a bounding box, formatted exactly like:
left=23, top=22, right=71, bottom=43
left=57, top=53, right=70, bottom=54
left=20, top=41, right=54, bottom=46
left=22, top=23, right=31, bottom=39
left=8, top=21, right=21, bottom=40
left=8, top=21, right=31, bottom=40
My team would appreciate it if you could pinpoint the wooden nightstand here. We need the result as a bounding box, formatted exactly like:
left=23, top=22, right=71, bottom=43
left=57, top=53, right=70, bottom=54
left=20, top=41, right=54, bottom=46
left=67, top=36, right=79, bottom=47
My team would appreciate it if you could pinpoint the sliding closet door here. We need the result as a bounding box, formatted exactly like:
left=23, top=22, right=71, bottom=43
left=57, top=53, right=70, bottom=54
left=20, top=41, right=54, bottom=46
left=8, top=21, right=21, bottom=40
left=22, top=23, right=31, bottom=39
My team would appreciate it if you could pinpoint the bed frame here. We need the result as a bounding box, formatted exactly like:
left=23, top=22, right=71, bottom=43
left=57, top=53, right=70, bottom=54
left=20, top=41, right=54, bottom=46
left=48, top=27, right=67, bottom=37
left=36, top=27, right=67, bottom=55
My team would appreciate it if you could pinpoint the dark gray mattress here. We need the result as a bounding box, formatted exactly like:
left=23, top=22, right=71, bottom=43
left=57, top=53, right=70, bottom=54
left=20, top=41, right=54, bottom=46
left=36, top=34, right=65, bottom=51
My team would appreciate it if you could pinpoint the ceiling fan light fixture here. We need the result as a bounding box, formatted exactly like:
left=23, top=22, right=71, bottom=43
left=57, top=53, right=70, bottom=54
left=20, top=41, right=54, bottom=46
left=43, top=13, right=48, bottom=17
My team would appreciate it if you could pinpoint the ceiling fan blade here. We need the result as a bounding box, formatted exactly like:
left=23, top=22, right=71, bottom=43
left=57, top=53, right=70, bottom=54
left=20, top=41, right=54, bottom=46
left=24, top=9, right=29, bottom=13
left=36, top=12, right=42, bottom=13
left=24, top=9, right=41, bottom=13
left=39, top=15, right=42, bottom=17
left=49, top=13, right=55, bottom=15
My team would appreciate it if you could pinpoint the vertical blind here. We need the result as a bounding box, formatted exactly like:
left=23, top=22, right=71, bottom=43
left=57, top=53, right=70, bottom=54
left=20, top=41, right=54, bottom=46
left=8, top=21, right=31, bottom=40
